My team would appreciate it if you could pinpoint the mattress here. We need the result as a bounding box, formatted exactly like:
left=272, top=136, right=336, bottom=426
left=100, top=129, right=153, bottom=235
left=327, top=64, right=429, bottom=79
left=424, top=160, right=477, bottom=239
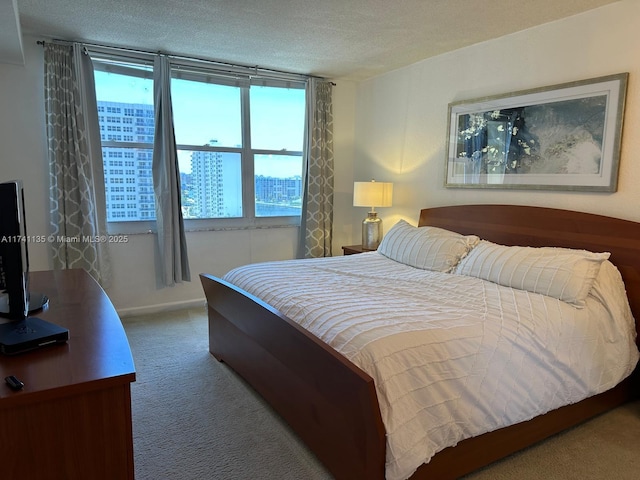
left=224, top=252, right=639, bottom=480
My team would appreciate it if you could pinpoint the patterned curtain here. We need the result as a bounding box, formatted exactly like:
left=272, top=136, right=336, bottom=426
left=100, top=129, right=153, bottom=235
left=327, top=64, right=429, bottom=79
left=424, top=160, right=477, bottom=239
left=297, top=79, right=334, bottom=258
left=44, top=43, right=111, bottom=286
left=152, top=55, right=190, bottom=286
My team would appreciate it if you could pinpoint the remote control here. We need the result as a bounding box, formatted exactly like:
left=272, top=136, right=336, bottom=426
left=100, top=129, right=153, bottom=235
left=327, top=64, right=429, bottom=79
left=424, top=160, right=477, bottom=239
left=4, top=375, right=24, bottom=391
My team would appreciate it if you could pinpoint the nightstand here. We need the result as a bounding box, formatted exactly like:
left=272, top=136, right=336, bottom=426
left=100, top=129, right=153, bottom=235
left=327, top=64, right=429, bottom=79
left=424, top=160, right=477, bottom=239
left=342, top=245, right=372, bottom=255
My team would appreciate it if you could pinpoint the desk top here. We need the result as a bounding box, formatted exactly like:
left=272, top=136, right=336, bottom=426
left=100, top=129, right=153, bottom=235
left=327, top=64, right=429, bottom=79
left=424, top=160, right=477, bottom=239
left=0, top=269, right=135, bottom=406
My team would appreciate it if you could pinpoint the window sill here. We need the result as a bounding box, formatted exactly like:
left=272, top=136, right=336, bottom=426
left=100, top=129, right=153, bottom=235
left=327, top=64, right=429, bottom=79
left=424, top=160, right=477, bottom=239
left=107, top=217, right=300, bottom=235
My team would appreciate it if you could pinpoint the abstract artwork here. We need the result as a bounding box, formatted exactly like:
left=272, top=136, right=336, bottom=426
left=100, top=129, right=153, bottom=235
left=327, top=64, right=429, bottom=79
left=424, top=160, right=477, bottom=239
left=445, top=73, right=628, bottom=191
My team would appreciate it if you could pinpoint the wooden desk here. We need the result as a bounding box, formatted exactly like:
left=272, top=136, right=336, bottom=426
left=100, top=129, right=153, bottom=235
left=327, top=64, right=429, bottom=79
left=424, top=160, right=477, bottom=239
left=0, top=269, right=136, bottom=480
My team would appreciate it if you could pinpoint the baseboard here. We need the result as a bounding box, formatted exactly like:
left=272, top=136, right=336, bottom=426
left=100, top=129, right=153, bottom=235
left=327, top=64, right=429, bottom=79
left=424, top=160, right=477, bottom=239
left=118, top=298, right=207, bottom=318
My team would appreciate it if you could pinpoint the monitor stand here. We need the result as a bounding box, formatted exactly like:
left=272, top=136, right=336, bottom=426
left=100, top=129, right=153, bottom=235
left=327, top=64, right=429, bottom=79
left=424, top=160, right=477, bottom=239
left=28, top=292, right=49, bottom=312
left=0, top=292, right=49, bottom=318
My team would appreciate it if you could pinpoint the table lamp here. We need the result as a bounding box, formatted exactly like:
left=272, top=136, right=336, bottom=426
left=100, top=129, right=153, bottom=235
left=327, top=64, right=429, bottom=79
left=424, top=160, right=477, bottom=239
left=353, top=180, right=393, bottom=250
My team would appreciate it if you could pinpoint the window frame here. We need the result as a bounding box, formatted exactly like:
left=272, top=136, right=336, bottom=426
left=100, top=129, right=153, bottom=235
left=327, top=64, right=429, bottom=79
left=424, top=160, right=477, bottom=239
left=91, top=52, right=307, bottom=235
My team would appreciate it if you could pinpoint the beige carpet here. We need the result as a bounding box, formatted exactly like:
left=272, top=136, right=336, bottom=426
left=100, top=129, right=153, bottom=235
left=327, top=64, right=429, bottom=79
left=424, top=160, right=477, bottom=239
left=123, top=307, right=640, bottom=480
left=463, top=400, right=640, bottom=480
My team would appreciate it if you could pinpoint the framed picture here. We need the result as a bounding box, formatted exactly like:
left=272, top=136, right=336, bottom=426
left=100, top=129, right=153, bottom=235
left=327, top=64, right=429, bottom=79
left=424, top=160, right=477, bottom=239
left=444, top=73, right=628, bottom=191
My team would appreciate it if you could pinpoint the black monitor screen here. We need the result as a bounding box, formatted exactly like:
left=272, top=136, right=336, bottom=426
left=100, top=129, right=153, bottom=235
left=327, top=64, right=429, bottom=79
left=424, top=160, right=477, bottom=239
left=0, top=180, right=30, bottom=319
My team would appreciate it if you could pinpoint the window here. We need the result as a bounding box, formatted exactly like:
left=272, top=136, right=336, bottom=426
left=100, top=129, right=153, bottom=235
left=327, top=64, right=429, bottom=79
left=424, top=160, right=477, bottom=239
left=250, top=85, right=305, bottom=217
left=171, top=77, right=243, bottom=219
left=93, top=59, right=154, bottom=224
left=92, top=54, right=307, bottom=231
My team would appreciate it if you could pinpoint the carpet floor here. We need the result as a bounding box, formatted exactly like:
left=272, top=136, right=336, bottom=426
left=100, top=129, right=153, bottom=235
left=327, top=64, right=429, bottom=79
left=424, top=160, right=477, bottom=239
left=123, top=307, right=640, bottom=480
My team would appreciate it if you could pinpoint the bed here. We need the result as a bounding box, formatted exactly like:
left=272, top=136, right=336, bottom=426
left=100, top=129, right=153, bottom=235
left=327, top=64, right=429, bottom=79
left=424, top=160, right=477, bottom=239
left=200, top=204, right=640, bottom=480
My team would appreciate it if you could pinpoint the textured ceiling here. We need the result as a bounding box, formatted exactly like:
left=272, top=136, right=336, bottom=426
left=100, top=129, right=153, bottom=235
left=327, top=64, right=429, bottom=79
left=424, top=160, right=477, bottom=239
left=5, top=0, right=620, bottom=80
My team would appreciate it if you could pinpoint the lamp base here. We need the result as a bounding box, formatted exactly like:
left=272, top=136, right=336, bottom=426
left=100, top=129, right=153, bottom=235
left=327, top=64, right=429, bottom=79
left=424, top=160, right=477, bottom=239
left=362, top=212, right=383, bottom=250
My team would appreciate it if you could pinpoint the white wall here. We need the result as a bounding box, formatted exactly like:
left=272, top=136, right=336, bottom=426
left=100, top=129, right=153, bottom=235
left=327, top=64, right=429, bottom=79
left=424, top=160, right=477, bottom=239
left=0, top=39, right=358, bottom=315
left=352, top=0, right=640, bottom=237
left=331, top=80, right=358, bottom=251
left=0, top=40, right=49, bottom=270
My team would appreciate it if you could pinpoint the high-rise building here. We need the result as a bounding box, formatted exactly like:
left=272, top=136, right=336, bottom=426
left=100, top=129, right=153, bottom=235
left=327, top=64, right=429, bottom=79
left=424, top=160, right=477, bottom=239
left=189, top=140, right=242, bottom=218
left=98, top=100, right=155, bottom=222
left=254, top=176, right=302, bottom=217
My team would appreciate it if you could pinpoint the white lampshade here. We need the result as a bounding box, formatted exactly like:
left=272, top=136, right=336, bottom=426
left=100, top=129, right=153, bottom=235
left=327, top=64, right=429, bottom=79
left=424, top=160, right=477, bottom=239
left=353, top=181, right=393, bottom=208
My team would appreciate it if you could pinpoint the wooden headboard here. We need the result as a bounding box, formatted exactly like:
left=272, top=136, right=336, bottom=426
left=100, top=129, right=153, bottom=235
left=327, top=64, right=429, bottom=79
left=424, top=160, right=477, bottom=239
left=418, top=205, right=640, bottom=341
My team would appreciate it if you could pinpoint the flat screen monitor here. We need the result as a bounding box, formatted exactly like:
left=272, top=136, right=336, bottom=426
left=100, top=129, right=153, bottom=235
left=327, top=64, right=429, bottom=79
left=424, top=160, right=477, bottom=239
left=0, top=180, right=47, bottom=319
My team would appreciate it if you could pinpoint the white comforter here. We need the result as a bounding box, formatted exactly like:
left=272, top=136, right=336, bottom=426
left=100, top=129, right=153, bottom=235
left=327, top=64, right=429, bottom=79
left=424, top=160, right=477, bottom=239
left=223, top=252, right=639, bottom=480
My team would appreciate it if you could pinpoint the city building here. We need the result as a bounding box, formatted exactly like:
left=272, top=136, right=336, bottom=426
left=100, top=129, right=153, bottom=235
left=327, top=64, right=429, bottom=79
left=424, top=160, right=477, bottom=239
left=189, top=141, right=242, bottom=218
left=98, top=100, right=155, bottom=221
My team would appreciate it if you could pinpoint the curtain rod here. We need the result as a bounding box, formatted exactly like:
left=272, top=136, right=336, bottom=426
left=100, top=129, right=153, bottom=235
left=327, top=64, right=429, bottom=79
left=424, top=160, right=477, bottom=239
left=36, top=39, right=332, bottom=84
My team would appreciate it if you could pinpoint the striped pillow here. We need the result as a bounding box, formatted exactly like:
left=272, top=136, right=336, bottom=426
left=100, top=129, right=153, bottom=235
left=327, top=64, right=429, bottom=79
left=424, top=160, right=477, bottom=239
left=455, top=240, right=610, bottom=307
left=377, top=220, right=479, bottom=272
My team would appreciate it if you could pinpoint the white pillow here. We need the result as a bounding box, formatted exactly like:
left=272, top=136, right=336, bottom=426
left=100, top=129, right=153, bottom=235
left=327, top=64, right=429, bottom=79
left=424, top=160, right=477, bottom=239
left=455, top=240, right=610, bottom=307
left=377, top=220, right=479, bottom=272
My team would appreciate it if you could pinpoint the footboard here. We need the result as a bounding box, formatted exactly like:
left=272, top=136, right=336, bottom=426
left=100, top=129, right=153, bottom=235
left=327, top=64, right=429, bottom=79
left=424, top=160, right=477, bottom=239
left=200, top=274, right=386, bottom=480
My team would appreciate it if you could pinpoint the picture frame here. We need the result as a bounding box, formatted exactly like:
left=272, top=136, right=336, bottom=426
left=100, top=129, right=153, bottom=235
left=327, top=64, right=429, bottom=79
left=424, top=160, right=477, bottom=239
left=444, top=73, right=628, bottom=191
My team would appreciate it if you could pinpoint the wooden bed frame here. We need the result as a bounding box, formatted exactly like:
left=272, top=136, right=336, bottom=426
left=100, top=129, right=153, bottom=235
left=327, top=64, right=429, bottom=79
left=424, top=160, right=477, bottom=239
left=200, top=205, right=640, bottom=480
